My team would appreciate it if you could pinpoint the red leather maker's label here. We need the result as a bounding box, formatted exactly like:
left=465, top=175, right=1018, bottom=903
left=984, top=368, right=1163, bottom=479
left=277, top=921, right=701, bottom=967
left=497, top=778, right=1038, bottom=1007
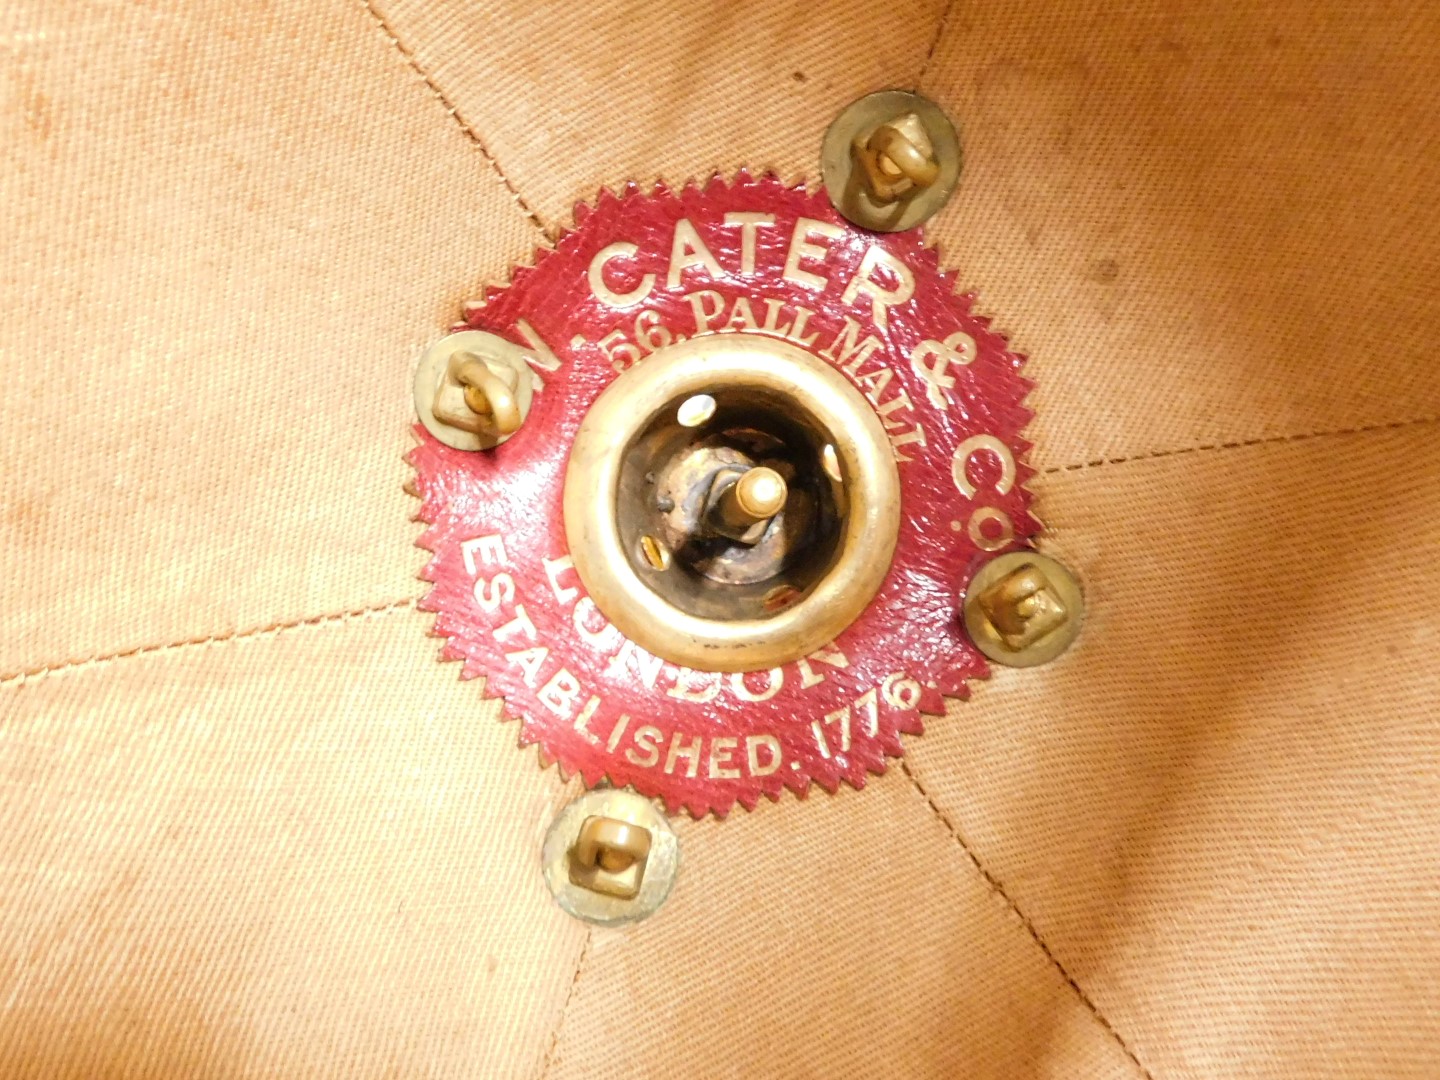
left=410, top=174, right=1037, bottom=817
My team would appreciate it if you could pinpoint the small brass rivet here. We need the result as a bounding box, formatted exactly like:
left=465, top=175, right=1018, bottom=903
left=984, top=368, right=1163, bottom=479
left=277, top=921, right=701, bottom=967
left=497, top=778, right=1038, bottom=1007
left=414, top=330, right=535, bottom=451
left=963, top=551, right=1084, bottom=668
left=639, top=534, right=672, bottom=571
left=542, top=789, right=679, bottom=926
left=677, top=393, right=717, bottom=428
left=822, top=90, right=962, bottom=233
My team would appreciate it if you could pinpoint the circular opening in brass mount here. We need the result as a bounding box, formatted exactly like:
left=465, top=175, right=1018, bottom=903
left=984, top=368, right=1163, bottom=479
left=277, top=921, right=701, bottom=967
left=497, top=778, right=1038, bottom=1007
left=619, top=390, right=846, bottom=621
left=563, top=333, right=901, bottom=672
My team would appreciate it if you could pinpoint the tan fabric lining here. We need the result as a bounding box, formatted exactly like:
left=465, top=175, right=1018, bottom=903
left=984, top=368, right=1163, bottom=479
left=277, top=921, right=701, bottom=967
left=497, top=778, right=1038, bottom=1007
left=907, top=425, right=1440, bottom=1076
left=538, top=931, right=593, bottom=1080
left=0, top=598, right=418, bottom=689
left=913, top=0, right=959, bottom=89
left=4, top=0, right=1438, bottom=1074
left=6, top=414, right=1432, bottom=687
left=903, top=759, right=1154, bottom=1078
left=355, top=0, right=551, bottom=238
left=1041, top=414, right=1440, bottom=476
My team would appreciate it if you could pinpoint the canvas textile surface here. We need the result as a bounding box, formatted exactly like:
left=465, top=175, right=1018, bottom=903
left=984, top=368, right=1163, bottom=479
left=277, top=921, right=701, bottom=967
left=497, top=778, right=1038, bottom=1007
left=2, top=0, right=1438, bottom=1076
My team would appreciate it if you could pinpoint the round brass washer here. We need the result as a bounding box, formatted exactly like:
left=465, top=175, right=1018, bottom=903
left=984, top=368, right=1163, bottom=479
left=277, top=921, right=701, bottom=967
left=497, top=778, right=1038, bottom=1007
left=563, top=333, right=901, bottom=673
left=962, top=550, right=1085, bottom=668
left=541, top=788, right=678, bottom=927
left=821, top=89, right=962, bottom=233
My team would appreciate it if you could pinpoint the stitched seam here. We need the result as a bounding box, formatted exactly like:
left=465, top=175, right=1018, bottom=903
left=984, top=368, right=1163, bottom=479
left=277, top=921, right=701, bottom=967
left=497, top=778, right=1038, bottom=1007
left=1043, top=414, right=1440, bottom=476
left=356, top=0, right=552, bottom=240
left=902, top=761, right=1156, bottom=1080
left=914, top=0, right=958, bottom=89
left=0, top=598, right=417, bottom=690
left=537, top=930, right=592, bottom=1080
left=8, top=416, right=1426, bottom=687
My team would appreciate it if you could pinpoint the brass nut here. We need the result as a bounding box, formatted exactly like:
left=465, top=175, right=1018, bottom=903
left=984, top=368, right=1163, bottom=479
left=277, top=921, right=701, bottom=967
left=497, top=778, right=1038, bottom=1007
left=562, top=332, right=901, bottom=673
left=963, top=551, right=1084, bottom=668
left=568, top=816, right=651, bottom=899
left=414, top=330, right=535, bottom=450
left=821, top=90, right=962, bottom=233
left=542, top=789, right=678, bottom=926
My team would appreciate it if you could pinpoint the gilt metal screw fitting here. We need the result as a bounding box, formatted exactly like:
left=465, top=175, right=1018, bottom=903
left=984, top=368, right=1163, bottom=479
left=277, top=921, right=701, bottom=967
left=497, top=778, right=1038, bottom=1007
left=822, top=90, right=962, bottom=232
left=963, top=551, right=1085, bottom=668
left=542, top=788, right=679, bottom=926
left=414, top=330, right=535, bottom=450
